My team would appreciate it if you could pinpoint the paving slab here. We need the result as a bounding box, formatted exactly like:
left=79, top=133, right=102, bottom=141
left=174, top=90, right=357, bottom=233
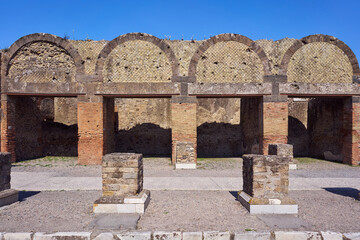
left=257, top=215, right=313, bottom=230
left=90, top=214, right=139, bottom=230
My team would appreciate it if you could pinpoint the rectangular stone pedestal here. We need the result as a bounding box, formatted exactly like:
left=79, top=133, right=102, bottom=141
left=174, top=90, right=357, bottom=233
left=0, top=189, right=18, bottom=207
left=239, top=154, right=298, bottom=214
left=94, top=190, right=150, bottom=213
left=175, top=163, right=196, bottom=169
left=238, top=191, right=298, bottom=214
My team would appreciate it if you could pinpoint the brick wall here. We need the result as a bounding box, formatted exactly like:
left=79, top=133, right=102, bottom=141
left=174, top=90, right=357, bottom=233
left=78, top=100, right=104, bottom=165
left=308, top=98, right=343, bottom=161
left=342, top=97, right=360, bottom=166
left=261, top=99, right=288, bottom=155
left=240, top=97, right=261, bottom=154
left=78, top=97, right=115, bottom=165
left=171, top=102, right=197, bottom=164
left=1, top=95, right=16, bottom=163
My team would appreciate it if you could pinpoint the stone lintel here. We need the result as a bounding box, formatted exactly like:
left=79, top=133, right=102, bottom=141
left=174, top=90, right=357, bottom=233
left=171, top=96, right=197, bottom=103
left=263, top=95, right=288, bottom=102
left=279, top=83, right=360, bottom=96
left=77, top=95, right=103, bottom=103
left=188, top=83, right=272, bottom=96
left=93, top=82, right=180, bottom=96
left=5, top=82, right=85, bottom=95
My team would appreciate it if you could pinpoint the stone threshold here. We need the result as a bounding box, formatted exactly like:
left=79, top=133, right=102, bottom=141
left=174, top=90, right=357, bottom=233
left=0, top=230, right=356, bottom=240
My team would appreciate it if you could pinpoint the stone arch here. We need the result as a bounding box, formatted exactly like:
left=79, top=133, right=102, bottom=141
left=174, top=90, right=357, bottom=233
left=95, top=33, right=179, bottom=82
left=280, top=34, right=360, bottom=78
left=3, top=33, right=85, bottom=79
left=188, top=33, right=271, bottom=82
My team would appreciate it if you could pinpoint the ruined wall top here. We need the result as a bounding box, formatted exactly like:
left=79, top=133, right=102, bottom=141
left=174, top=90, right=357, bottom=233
left=1, top=33, right=359, bottom=97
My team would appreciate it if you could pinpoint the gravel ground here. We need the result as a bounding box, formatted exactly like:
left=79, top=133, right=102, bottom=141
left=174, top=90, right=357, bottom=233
left=0, top=189, right=359, bottom=232
left=290, top=189, right=360, bottom=232
left=2, top=156, right=359, bottom=232
left=137, top=190, right=269, bottom=232
left=0, top=191, right=101, bottom=232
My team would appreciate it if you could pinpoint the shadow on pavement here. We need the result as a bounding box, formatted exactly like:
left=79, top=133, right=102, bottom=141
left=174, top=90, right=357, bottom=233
left=18, top=191, right=41, bottom=202
left=324, top=187, right=359, bottom=200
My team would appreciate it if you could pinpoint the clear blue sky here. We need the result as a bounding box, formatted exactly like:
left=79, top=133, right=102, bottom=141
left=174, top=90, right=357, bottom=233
left=2, top=0, right=360, bottom=58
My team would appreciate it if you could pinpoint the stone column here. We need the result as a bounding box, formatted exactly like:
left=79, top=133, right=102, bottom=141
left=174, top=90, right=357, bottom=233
left=238, top=154, right=297, bottom=214
left=1, top=95, right=16, bottom=162
left=261, top=96, right=288, bottom=155
left=94, top=153, right=150, bottom=213
left=171, top=96, right=197, bottom=169
left=77, top=95, right=114, bottom=165
left=343, top=96, right=360, bottom=166
left=0, top=153, right=18, bottom=207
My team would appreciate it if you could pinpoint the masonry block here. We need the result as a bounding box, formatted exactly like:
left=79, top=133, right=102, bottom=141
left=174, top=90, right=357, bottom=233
left=261, top=99, right=288, bottom=155
left=343, top=97, right=360, bottom=166
left=171, top=101, right=197, bottom=167
left=238, top=154, right=297, bottom=214
left=77, top=97, right=114, bottom=165
left=1, top=95, right=16, bottom=163
left=94, top=153, right=150, bottom=214
left=0, top=152, right=18, bottom=207
left=102, top=153, right=143, bottom=196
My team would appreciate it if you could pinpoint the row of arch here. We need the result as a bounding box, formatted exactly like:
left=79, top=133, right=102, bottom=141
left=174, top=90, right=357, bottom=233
left=2, top=32, right=359, bottom=84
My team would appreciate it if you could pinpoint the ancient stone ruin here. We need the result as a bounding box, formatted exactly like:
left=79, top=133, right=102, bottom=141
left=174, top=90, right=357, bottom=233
left=238, top=144, right=297, bottom=214
left=93, top=153, right=150, bottom=213
left=0, top=33, right=359, bottom=167
left=0, top=152, right=18, bottom=207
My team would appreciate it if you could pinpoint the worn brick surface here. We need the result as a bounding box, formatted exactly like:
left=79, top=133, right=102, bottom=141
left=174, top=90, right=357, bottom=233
left=343, top=98, right=360, bottom=166
left=171, top=102, right=197, bottom=164
left=1, top=95, right=16, bottom=163
left=262, top=101, right=288, bottom=155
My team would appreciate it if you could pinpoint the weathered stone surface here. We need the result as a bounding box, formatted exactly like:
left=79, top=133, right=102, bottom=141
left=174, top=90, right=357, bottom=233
left=242, top=154, right=291, bottom=202
left=117, top=231, right=151, bottom=240
left=153, top=232, right=181, bottom=240
left=3, top=232, right=33, bottom=240
left=102, top=153, right=143, bottom=197
left=234, top=232, right=271, bottom=240
left=0, top=152, right=12, bottom=191
left=268, top=144, right=293, bottom=157
left=182, top=232, right=202, bottom=240
left=33, top=232, right=91, bottom=240
left=203, top=231, right=231, bottom=240
left=91, top=232, right=114, bottom=240
left=274, top=231, right=321, bottom=240
left=188, top=83, right=272, bottom=96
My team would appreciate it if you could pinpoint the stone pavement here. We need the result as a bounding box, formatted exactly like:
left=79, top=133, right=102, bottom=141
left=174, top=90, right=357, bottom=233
left=11, top=172, right=360, bottom=191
